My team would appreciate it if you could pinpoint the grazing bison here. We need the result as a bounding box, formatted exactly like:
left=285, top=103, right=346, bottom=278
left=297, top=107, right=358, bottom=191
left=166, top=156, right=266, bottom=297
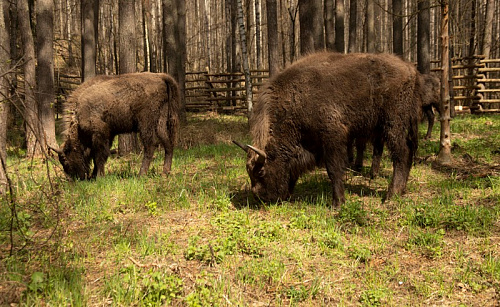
left=55, top=72, right=180, bottom=180
left=236, top=52, right=422, bottom=207
left=347, top=72, right=441, bottom=177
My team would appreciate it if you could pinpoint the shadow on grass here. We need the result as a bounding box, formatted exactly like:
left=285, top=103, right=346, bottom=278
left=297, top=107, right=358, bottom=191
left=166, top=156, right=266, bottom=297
left=230, top=172, right=387, bottom=210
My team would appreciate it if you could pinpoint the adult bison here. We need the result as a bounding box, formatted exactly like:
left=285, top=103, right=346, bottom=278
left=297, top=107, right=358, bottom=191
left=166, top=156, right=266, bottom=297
left=347, top=72, right=441, bottom=176
left=54, top=72, right=180, bottom=180
left=236, top=52, right=422, bottom=207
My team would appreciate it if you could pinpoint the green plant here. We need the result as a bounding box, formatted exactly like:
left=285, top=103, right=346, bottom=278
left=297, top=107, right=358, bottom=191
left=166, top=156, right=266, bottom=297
left=406, top=228, right=445, bottom=258
left=338, top=200, right=368, bottom=226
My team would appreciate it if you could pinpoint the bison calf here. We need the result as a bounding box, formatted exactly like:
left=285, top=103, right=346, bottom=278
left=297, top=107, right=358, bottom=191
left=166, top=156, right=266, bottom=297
left=236, top=52, right=422, bottom=207
left=55, top=72, right=180, bottom=180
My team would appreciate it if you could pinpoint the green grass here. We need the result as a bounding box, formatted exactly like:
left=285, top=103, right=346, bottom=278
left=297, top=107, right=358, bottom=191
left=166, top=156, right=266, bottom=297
left=1, top=113, right=499, bottom=306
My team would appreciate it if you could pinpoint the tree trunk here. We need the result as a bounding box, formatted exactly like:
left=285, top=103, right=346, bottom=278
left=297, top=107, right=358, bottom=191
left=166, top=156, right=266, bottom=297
left=0, top=0, right=10, bottom=193
left=299, top=0, right=322, bottom=54
left=288, top=2, right=298, bottom=61
left=36, top=0, right=57, bottom=151
left=417, top=0, right=431, bottom=74
left=348, top=0, right=357, bottom=53
left=392, top=0, right=403, bottom=56
left=482, top=0, right=495, bottom=58
left=324, top=0, right=334, bottom=51
left=266, top=0, right=279, bottom=76
left=236, top=0, right=253, bottom=114
left=255, top=0, right=261, bottom=69
left=334, top=0, right=345, bottom=52
left=366, top=0, right=375, bottom=53
left=118, top=0, right=138, bottom=155
left=175, top=0, right=186, bottom=123
left=18, top=0, right=40, bottom=158
left=81, top=0, right=98, bottom=81
left=438, top=0, right=452, bottom=164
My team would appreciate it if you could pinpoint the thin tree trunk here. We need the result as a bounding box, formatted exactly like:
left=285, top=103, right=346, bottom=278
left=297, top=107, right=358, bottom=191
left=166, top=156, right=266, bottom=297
left=118, top=0, right=138, bottom=155
left=325, top=0, right=334, bottom=51
left=267, top=0, right=279, bottom=76
left=366, top=0, right=375, bottom=53
left=18, top=0, right=40, bottom=158
left=482, top=0, right=494, bottom=58
left=175, top=0, right=186, bottom=123
left=36, top=0, right=57, bottom=150
left=255, top=0, right=261, bottom=69
left=348, top=0, right=357, bottom=53
left=81, top=0, right=98, bottom=81
left=438, top=0, right=452, bottom=164
left=299, top=0, right=315, bottom=54
left=236, top=0, right=253, bottom=114
left=335, top=0, right=345, bottom=52
left=417, top=0, right=431, bottom=74
left=0, top=0, right=10, bottom=193
left=288, top=2, right=298, bottom=61
left=393, top=0, right=403, bottom=56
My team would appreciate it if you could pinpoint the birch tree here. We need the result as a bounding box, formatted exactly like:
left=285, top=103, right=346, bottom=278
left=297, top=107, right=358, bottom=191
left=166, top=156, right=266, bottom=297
left=236, top=0, right=253, bottom=113
left=438, top=0, right=452, bottom=164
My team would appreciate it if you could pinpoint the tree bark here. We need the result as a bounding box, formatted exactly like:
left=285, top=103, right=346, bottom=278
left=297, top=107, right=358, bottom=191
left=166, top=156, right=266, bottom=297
left=438, top=0, right=452, bottom=164
left=348, top=0, right=357, bottom=53
left=236, top=0, right=253, bottom=113
left=366, top=0, right=375, bottom=53
left=324, top=0, right=334, bottom=51
left=255, top=0, right=261, bottom=69
left=482, top=0, right=495, bottom=58
left=299, top=0, right=323, bottom=54
left=36, top=0, right=57, bottom=150
left=18, top=0, right=40, bottom=158
left=81, top=0, right=98, bottom=81
left=0, top=0, right=10, bottom=193
left=417, top=0, right=431, bottom=74
left=266, top=0, right=279, bottom=76
left=175, top=0, right=186, bottom=123
left=392, top=0, right=403, bottom=56
left=118, top=0, right=138, bottom=155
left=334, top=0, right=345, bottom=52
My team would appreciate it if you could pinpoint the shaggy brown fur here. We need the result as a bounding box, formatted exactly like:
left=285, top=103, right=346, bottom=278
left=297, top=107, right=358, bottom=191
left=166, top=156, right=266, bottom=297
left=57, top=72, right=180, bottom=179
left=348, top=72, right=441, bottom=177
left=243, top=52, right=422, bottom=207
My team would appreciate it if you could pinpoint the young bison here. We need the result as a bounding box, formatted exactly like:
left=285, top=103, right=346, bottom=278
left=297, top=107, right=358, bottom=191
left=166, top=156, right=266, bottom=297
left=55, top=72, right=180, bottom=180
left=235, top=52, right=422, bottom=207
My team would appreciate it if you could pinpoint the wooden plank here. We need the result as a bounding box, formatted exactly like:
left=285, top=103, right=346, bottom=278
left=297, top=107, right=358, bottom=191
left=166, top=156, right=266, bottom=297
left=478, top=68, right=500, bottom=72
left=478, top=99, right=500, bottom=103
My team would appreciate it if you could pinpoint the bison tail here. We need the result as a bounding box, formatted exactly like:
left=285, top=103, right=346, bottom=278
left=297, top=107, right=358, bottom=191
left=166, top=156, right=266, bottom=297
left=158, top=75, right=181, bottom=145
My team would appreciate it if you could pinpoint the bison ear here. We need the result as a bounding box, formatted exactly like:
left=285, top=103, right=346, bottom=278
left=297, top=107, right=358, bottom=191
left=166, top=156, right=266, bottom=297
left=247, top=145, right=267, bottom=164
left=232, top=140, right=248, bottom=152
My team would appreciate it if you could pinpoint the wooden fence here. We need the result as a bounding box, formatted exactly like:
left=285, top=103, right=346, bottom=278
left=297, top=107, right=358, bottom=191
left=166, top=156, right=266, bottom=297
left=184, top=70, right=268, bottom=111
left=54, top=58, right=500, bottom=115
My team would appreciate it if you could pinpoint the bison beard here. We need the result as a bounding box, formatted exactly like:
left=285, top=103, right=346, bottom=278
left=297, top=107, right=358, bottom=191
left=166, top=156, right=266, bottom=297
left=55, top=72, right=180, bottom=180
left=238, top=52, right=422, bottom=207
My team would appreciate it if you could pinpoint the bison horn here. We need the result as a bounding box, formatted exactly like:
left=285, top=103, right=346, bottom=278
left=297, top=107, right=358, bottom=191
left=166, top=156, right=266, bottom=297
left=232, top=140, right=248, bottom=152
left=48, top=144, right=63, bottom=155
left=247, top=145, right=267, bottom=164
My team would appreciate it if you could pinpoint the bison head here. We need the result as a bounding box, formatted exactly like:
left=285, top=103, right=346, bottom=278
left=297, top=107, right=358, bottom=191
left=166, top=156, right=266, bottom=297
left=54, top=125, right=91, bottom=180
left=234, top=141, right=294, bottom=203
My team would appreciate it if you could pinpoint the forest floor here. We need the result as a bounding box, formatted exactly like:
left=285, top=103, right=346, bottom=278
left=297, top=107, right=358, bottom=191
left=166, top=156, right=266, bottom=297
left=1, top=113, right=499, bottom=306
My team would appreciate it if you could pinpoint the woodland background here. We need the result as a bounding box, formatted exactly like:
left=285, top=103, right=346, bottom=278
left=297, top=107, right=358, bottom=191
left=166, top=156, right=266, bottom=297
left=0, top=0, right=499, bottom=188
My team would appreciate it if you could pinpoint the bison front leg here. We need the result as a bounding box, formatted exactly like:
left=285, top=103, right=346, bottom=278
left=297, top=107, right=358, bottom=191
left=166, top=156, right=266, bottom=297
left=139, top=144, right=155, bottom=176
left=423, top=106, right=435, bottom=140
left=370, top=136, right=384, bottom=178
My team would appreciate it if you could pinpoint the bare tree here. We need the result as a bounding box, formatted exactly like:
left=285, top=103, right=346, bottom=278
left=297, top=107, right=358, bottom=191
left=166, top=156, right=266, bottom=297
left=325, top=0, right=334, bottom=50
left=0, top=0, right=10, bottom=193
left=348, top=0, right=357, bottom=53
left=118, top=0, right=138, bottom=155
left=36, top=0, right=57, bottom=150
left=82, top=0, right=98, bottom=81
left=236, top=0, right=253, bottom=113
left=18, top=0, right=40, bottom=157
left=482, top=0, right=495, bottom=58
left=335, top=0, right=345, bottom=52
left=266, top=0, right=279, bottom=76
left=438, top=0, right=452, bottom=164
left=298, top=0, right=323, bottom=54
left=417, top=0, right=431, bottom=74
left=393, top=0, right=403, bottom=56
left=366, top=0, right=375, bottom=53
